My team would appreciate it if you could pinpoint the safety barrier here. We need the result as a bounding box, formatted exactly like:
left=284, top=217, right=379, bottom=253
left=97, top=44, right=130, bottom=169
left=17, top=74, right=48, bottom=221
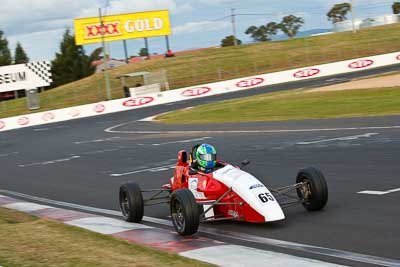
left=1, top=51, right=399, bottom=132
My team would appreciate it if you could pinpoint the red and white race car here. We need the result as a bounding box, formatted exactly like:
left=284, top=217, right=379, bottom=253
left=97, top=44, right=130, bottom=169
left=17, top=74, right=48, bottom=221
left=119, top=147, right=328, bottom=235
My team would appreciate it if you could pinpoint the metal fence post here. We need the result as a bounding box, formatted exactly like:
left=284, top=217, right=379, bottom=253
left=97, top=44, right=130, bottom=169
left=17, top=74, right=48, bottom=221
left=217, top=67, right=222, bottom=80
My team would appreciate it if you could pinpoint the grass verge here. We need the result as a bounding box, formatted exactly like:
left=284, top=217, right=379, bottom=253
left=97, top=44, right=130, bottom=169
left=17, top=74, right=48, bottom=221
left=0, top=207, right=213, bottom=267
left=157, top=87, right=400, bottom=124
left=1, top=24, right=400, bottom=118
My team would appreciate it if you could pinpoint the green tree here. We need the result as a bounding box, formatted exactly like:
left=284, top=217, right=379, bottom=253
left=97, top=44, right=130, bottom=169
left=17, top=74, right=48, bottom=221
left=0, top=30, right=12, bottom=66
left=245, top=22, right=279, bottom=42
left=393, top=2, right=400, bottom=14
left=88, top=47, right=103, bottom=64
left=51, top=29, right=94, bottom=87
left=139, top=48, right=148, bottom=57
left=327, top=3, right=352, bottom=23
left=14, top=42, right=29, bottom=64
left=279, top=15, right=304, bottom=39
left=221, top=35, right=242, bottom=47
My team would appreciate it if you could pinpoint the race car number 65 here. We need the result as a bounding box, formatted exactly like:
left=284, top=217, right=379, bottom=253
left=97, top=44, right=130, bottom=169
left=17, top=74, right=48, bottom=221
left=258, top=193, right=275, bottom=203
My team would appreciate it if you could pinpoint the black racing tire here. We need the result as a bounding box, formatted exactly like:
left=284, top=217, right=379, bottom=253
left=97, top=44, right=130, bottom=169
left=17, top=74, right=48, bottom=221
left=119, top=182, right=144, bottom=222
left=296, top=167, right=328, bottom=211
left=170, top=189, right=200, bottom=236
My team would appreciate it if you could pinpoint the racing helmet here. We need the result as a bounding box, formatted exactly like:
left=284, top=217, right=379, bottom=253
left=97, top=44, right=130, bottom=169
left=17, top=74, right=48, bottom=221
left=195, top=144, right=217, bottom=169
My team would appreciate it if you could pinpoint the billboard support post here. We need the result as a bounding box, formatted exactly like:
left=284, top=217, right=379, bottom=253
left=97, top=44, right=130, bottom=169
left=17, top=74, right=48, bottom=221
left=98, top=8, right=112, bottom=101
left=144, top=37, right=150, bottom=59
left=123, top=40, right=129, bottom=63
left=165, top=36, right=170, bottom=51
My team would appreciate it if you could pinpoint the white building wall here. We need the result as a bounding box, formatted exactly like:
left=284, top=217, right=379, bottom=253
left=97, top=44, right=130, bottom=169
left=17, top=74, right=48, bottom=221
left=334, top=14, right=400, bottom=32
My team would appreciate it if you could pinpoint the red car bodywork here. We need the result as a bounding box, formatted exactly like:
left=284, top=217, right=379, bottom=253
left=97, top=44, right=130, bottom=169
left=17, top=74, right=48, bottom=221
left=167, top=150, right=265, bottom=223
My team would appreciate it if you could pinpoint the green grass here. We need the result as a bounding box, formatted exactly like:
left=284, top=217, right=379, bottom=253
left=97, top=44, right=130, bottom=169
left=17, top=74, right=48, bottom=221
left=1, top=23, right=400, bottom=118
left=157, top=87, right=400, bottom=124
left=0, top=207, right=214, bottom=267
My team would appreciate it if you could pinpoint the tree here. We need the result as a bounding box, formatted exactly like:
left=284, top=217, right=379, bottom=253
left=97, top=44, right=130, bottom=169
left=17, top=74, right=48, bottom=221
left=266, top=22, right=280, bottom=36
left=51, top=29, right=94, bottom=87
left=279, top=15, right=304, bottom=39
left=393, top=2, right=400, bottom=14
left=245, top=22, right=279, bottom=42
left=0, top=30, right=12, bottom=66
left=221, top=35, right=242, bottom=47
left=139, top=48, right=148, bottom=57
left=327, top=3, right=352, bottom=23
left=14, top=42, right=29, bottom=64
left=88, top=47, right=103, bottom=64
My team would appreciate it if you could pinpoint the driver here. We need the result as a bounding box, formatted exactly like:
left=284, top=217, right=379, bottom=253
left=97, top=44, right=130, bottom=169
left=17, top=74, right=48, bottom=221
left=193, top=143, right=217, bottom=173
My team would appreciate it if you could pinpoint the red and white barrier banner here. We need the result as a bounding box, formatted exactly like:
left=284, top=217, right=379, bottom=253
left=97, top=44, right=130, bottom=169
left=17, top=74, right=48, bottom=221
left=122, top=97, right=154, bottom=107
left=293, top=68, right=320, bottom=78
left=348, top=59, right=374, bottom=69
left=236, top=78, right=264, bottom=88
left=181, top=87, right=211, bottom=97
left=1, top=51, right=399, bottom=132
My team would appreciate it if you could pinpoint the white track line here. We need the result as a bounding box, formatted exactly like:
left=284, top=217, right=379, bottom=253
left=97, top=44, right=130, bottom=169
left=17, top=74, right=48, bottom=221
left=152, top=137, right=212, bottom=146
left=18, top=155, right=81, bottom=167
left=1, top=189, right=399, bottom=267
left=358, top=188, right=400, bottom=195
left=33, top=126, right=68, bottom=132
left=110, top=164, right=176, bottom=177
left=105, top=123, right=400, bottom=134
left=82, top=148, right=121, bottom=155
left=0, top=152, right=19, bottom=158
left=74, top=136, right=121, bottom=145
left=296, top=133, right=379, bottom=145
left=138, top=115, right=158, bottom=122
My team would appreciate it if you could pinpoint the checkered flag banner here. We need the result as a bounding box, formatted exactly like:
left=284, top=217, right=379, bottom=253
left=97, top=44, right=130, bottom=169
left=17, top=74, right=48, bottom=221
left=25, top=61, right=52, bottom=84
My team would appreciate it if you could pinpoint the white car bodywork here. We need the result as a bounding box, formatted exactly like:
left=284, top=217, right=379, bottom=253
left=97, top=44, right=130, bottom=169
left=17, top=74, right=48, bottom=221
left=213, top=165, right=285, bottom=222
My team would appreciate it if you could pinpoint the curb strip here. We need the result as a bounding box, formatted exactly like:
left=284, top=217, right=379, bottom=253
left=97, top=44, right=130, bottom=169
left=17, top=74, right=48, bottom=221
left=0, top=194, right=345, bottom=267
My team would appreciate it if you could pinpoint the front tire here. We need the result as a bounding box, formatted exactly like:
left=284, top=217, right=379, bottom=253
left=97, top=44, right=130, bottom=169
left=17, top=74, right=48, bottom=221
left=296, top=167, right=328, bottom=211
left=170, top=189, right=200, bottom=235
left=119, top=182, right=144, bottom=222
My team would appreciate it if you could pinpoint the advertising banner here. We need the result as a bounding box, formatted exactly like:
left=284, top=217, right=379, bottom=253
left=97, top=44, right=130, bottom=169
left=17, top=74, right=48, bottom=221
left=74, top=10, right=171, bottom=45
left=1, top=51, right=399, bottom=132
left=0, top=62, right=52, bottom=93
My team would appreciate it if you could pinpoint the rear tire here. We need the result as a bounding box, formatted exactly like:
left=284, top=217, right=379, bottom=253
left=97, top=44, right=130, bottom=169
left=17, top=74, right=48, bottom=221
left=119, top=182, right=144, bottom=222
left=296, top=167, right=328, bottom=211
left=170, top=189, right=200, bottom=235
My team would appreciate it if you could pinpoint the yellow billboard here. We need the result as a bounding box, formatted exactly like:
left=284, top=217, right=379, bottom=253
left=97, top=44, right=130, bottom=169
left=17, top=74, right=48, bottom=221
left=74, top=10, right=171, bottom=45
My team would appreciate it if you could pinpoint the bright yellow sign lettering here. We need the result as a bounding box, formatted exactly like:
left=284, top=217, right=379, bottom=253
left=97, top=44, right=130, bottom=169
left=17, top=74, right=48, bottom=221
left=74, top=10, right=171, bottom=45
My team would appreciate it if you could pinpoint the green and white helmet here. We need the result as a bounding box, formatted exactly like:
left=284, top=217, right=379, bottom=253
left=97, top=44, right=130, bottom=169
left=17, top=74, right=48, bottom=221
left=195, top=144, right=217, bottom=169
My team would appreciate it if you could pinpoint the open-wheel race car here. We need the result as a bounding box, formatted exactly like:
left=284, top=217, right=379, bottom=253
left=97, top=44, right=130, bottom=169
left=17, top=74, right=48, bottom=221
left=119, top=144, right=328, bottom=236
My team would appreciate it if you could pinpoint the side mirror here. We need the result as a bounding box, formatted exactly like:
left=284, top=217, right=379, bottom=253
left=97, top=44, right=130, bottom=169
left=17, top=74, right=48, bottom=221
left=189, top=169, right=198, bottom=175
left=241, top=159, right=250, bottom=167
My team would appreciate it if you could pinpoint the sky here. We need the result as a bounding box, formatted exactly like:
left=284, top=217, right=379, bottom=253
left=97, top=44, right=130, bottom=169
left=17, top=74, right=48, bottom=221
left=0, top=0, right=395, bottom=61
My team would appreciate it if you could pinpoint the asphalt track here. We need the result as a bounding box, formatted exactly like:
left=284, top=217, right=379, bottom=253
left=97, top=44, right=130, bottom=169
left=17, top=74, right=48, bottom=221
left=1, top=65, right=400, bottom=266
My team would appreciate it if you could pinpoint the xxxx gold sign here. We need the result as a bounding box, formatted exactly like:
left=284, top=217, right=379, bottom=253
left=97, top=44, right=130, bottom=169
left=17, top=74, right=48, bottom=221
left=74, top=10, right=171, bottom=45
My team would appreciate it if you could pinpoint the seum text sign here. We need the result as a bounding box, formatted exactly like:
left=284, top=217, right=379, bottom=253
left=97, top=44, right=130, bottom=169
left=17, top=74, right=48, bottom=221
left=0, top=62, right=52, bottom=93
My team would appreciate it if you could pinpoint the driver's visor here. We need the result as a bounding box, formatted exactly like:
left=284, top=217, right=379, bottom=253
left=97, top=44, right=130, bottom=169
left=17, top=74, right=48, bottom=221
left=198, top=154, right=216, bottom=161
